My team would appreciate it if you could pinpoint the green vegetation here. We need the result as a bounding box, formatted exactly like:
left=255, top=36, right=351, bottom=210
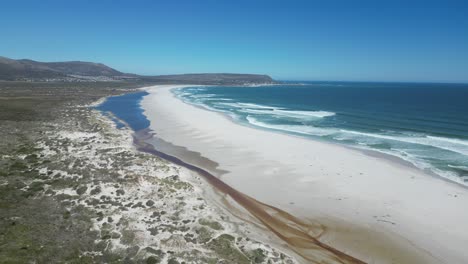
left=0, top=82, right=138, bottom=263
left=199, top=218, right=224, bottom=231
left=208, top=234, right=250, bottom=264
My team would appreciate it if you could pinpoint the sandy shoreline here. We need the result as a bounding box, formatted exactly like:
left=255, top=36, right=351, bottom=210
left=133, top=128, right=366, bottom=263
left=140, top=85, right=468, bottom=263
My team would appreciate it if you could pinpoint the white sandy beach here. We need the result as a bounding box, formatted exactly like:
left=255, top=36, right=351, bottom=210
left=140, top=85, right=468, bottom=263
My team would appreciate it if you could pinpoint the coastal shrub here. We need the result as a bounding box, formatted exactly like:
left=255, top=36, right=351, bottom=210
left=90, top=186, right=101, bottom=195
left=10, top=161, right=28, bottom=171
left=76, top=186, right=88, bottom=195
left=146, top=256, right=160, bottom=264
left=168, top=258, right=180, bottom=264
left=27, top=181, right=44, bottom=193
left=63, top=210, right=71, bottom=219
left=25, top=154, right=39, bottom=163
left=207, top=234, right=249, bottom=264
left=195, top=227, right=213, bottom=244
left=249, top=248, right=266, bottom=263
left=120, top=230, right=135, bottom=245
left=126, top=245, right=140, bottom=258
left=198, top=218, right=224, bottom=231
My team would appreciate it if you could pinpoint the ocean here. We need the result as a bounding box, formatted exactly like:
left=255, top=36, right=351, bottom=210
left=173, top=82, right=468, bottom=185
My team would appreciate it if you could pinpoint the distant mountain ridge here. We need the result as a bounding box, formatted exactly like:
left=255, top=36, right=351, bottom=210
left=19, top=60, right=124, bottom=76
left=0, top=56, right=275, bottom=84
left=0, top=56, right=130, bottom=80
left=145, top=73, right=275, bottom=85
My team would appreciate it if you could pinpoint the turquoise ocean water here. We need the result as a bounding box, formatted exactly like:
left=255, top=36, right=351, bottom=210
left=173, top=82, right=468, bottom=185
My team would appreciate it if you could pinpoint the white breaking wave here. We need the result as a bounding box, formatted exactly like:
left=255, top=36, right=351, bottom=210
left=177, top=92, right=193, bottom=97
left=362, top=147, right=468, bottom=185
left=427, top=136, right=468, bottom=147
left=192, top=94, right=217, bottom=98
left=273, top=109, right=335, bottom=118
left=340, top=130, right=468, bottom=156
left=242, top=83, right=279, bottom=87
left=448, top=165, right=468, bottom=171
left=192, top=87, right=208, bottom=91
left=217, top=102, right=277, bottom=109
left=246, top=116, right=337, bottom=136
left=242, top=108, right=335, bottom=120
left=216, top=102, right=335, bottom=121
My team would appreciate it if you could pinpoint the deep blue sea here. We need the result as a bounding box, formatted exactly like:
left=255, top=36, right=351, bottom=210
left=174, top=82, right=468, bottom=185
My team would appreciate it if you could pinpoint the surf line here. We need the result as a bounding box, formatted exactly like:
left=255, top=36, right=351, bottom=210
left=133, top=128, right=365, bottom=264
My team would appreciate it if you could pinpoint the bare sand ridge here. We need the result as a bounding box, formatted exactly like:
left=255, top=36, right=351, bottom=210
left=140, top=85, right=468, bottom=263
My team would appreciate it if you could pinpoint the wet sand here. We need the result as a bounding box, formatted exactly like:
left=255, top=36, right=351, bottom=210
left=140, top=85, right=468, bottom=263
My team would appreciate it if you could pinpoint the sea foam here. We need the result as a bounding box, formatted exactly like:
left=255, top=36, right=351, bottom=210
left=217, top=102, right=336, bottom=120
left=340, top=130, right=468, bottom=156
left=246, top=116, right=337, bottom=136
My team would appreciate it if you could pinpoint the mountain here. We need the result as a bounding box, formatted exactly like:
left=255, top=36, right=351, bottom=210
left=0, top=56, right=275, bottom=84
left=0, top=56, right=129, bottom=81
left=18, top=59, right=124, bottom=77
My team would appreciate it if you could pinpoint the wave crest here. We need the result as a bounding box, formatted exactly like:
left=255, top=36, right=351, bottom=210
left=217, top=102, right=336, bottom=121
left=340, top=130, right=468, bottom=156
left=246, top=116, right=337, bottom=136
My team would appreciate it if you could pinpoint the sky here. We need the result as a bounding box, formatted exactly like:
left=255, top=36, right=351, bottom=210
left=1, top=0, right=467, bottom=82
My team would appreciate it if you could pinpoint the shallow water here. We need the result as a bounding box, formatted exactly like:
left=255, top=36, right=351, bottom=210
left=95, top=91, right=149, bottom=131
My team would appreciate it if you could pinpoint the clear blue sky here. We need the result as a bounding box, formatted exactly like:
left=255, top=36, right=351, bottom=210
left=1, top=0, right=467, bottom=82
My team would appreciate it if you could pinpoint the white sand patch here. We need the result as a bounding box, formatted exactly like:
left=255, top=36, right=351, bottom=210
left=58, top=131, right=98, bottom=140
left=38, top=167, right=48, bottom=175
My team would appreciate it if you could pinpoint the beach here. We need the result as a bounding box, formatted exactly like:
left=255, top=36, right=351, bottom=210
left=140, top=85, right=468, bottom=263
